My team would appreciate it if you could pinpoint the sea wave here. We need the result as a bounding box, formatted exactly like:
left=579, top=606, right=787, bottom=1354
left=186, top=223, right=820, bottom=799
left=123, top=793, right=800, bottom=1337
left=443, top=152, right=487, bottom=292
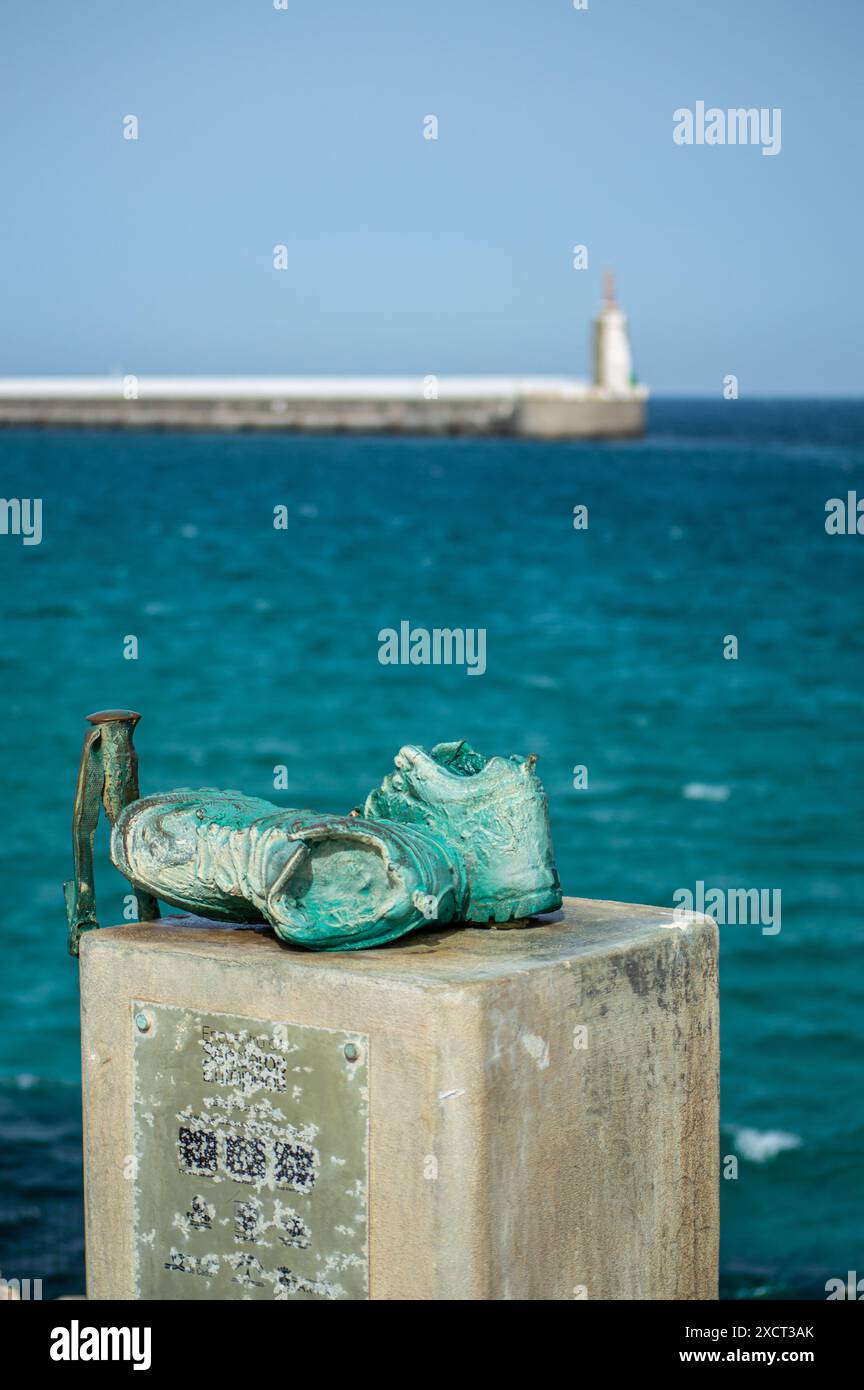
left=682, top=783, right=731, bottom=802
left=726, top=1126, right=803, bottom=1163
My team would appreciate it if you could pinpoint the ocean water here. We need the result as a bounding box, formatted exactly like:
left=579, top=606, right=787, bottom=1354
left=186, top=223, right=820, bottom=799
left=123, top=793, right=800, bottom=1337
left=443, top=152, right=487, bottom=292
left=1, top=400, right=862, bottom=1299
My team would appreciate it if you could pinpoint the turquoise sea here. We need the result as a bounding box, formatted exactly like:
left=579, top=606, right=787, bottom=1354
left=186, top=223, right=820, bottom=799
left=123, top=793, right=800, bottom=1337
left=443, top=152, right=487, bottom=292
left=1, top=400, right=862, bottom=1299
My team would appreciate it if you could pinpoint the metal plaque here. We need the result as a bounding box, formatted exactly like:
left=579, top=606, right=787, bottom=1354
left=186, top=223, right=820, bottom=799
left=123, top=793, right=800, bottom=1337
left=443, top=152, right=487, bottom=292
left=132, top=1002, right=369, bottom=1300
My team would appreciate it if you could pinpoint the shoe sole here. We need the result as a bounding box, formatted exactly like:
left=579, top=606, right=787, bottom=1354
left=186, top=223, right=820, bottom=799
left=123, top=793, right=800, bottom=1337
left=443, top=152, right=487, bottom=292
left=466, top=887, right=563, bottom=924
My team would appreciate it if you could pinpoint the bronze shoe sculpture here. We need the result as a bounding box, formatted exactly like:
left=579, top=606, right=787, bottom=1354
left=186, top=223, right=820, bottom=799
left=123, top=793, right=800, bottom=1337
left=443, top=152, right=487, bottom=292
left=365, top=739, right=562, bottom=923
left=64, top=714, right=559, bottom=955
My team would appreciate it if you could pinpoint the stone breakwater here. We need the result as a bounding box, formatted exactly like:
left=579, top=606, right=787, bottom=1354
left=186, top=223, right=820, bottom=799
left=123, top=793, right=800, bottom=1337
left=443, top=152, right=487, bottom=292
left=0, top=376, right=647, bottom=439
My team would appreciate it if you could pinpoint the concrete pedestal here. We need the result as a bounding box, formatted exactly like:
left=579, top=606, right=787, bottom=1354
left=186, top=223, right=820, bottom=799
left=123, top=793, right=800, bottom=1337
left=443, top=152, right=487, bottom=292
left=78, top=897, right=718, bottom=1301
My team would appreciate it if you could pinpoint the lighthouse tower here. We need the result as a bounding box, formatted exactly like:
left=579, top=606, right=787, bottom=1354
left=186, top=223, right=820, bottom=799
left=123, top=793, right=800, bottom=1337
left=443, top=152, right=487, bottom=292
left=593, top=272, right=635, bottom=395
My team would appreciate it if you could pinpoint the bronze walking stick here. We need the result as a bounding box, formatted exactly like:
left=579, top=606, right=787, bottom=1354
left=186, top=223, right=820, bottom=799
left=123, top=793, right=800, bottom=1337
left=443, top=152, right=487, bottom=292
left=63, top=710, right=159, bottom=956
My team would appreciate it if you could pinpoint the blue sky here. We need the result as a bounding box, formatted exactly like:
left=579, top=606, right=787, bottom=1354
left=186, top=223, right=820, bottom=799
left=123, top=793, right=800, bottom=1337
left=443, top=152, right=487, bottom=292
left=1, top=0, right=861, bottom=393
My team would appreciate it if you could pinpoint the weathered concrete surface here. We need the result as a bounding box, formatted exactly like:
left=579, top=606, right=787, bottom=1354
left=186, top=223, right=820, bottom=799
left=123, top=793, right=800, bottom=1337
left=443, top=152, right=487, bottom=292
left=79, top=896, right=718, bottom=1300
left=514, top=393, right=645, bottom=439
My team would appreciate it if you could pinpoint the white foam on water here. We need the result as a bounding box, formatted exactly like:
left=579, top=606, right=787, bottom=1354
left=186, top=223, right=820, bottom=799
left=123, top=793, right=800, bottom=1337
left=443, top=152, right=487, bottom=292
left=728, top=1126, right=802, bottom=1163
left=682, top=782, right=731, bottom=802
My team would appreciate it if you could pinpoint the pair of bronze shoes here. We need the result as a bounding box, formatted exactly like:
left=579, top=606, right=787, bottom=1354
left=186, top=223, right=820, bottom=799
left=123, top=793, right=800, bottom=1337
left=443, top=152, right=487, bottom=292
left=111, top=741, right=561, bottom=951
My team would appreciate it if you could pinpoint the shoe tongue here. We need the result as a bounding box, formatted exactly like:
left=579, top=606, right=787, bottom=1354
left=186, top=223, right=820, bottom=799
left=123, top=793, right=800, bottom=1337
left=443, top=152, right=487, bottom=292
left=430, top=741, right=487, bottom=776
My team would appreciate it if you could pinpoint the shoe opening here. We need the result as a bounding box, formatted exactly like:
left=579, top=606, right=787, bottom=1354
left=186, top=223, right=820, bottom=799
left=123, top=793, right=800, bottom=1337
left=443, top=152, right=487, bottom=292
left=430, top=740, right=487, bottom=777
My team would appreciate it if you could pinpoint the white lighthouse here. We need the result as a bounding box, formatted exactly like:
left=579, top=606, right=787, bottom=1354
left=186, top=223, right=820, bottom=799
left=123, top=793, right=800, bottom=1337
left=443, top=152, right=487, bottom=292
left=593, top=272, right=635, bottom=395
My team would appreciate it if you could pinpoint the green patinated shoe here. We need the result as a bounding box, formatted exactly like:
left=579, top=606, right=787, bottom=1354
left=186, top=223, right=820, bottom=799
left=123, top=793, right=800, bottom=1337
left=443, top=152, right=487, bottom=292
left=364, top=740, right=562, bottom=923
left=110, top=789, right=467, bottom=951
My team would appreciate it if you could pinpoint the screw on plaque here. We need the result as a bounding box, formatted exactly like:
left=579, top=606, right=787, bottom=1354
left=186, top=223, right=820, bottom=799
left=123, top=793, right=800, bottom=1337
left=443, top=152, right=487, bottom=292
left=344, top=1043, right=360, bottom=1063
left=135, top=1011, right=152, bottom=1034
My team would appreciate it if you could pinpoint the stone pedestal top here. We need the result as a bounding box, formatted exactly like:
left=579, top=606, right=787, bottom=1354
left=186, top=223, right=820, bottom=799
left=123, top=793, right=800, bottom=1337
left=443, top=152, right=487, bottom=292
left=82, top=895, right=711, bottom=988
